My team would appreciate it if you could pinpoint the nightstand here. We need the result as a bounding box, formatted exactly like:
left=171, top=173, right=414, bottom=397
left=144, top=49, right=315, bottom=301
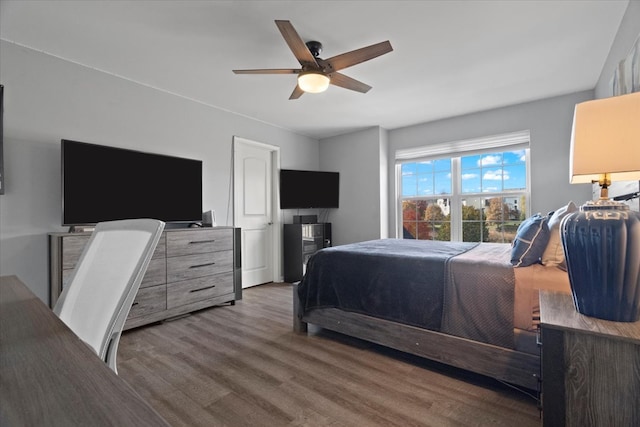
left=539, top=290, right=640, bottom=426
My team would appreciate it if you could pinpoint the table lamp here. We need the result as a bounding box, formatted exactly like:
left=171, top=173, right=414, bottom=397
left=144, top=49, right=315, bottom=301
left=561, top=91, right=640, bottom=322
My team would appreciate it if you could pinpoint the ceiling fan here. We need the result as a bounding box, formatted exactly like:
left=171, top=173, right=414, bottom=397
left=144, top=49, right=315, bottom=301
left=233, top=20, right=393, bottom=99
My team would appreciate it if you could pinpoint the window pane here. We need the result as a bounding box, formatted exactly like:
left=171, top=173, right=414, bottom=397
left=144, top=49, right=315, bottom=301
left=402, top=198, right=451, bottom=241
left=482, top=168, right=505, bottom=193
left=428, top=198, right=451, bottom=241
left=402, top=200, right=417, bottom=220
left=402, top=221, right=416, bottom=238
left=434, top=158, right=451, bottom=172
left=402, top=163, right=417, bottom=175
left=461, top=169, right=481, bottom=193
left=416, top=161, right=433, bottom=174
left=461, top=198, right=487, bottom=242
left=481, top=152, right=502, bottom=167
left=434, top=172, right=451, bottom=195
left=461, top=155, right=481, bottom=169
left=503, top=164, right=526, bottom=190
left=402, top=175, right=417, bottom=197
left=417, top=176, right=433, bottom=196
left=483, top=196, right=524, bottom=243
left=503, top=150, right=525, bottom=164
left=462, top=221, right=485, bottom=242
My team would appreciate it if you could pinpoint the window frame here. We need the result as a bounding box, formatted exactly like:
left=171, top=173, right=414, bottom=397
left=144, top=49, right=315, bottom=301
left=395, top=131, right=531, bottom=242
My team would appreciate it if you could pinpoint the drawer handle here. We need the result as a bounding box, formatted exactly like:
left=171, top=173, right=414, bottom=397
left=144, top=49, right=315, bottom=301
left=189, top=239, right=216, bottom=244
left=190, top=285, right=216, bottom=293
left=189, top=262, right=216, bottom=269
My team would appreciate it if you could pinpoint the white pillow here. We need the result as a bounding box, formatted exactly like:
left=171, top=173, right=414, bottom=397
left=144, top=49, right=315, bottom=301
left=541, top=201, right=578, bottom=267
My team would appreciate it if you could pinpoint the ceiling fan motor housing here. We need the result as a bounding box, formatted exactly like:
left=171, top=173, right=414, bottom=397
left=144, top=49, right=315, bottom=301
left=305, top=41, right=323, bottom=57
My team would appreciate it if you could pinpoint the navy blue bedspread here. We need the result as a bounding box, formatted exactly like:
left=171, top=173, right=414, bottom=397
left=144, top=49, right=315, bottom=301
left=298, top=239, right=478, bottom=331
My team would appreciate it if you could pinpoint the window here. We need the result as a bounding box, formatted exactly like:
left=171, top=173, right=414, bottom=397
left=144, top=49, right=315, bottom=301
left=397, top=132, right=530, bottom=243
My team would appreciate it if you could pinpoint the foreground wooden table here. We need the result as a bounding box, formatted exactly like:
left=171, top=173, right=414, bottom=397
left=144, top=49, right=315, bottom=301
left=0, top=275, right=169, bottom=426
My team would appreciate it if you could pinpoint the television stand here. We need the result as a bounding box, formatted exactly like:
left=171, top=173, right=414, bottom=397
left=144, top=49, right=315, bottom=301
left=68, top=226, right=95, bottom=233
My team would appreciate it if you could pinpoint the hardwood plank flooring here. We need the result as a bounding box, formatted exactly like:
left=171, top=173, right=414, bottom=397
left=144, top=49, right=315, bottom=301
left=119, top=283, right=541, bottom=426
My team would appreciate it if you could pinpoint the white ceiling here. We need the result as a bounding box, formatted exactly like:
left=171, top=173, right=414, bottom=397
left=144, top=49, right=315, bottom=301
left=0, top=0, right=629, bottom=140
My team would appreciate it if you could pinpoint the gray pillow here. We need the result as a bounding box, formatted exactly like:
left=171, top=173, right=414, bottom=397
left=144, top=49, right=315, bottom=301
left=542, top=201, right=578, bottom=267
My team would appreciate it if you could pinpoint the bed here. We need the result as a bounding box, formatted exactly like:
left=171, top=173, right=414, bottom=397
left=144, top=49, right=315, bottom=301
left=293, top=238, right=571, bottom=390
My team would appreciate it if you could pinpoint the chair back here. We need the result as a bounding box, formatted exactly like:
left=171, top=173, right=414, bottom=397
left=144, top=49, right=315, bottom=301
left=54, top=219, right=165, bottom=372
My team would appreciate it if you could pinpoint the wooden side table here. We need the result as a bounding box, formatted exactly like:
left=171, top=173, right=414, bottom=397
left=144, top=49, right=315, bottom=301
left=539, top=290, right=640, bottom=426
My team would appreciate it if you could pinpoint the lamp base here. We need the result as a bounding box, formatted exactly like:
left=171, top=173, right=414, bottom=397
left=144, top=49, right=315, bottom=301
left=561, top=200, right=640, bottom=322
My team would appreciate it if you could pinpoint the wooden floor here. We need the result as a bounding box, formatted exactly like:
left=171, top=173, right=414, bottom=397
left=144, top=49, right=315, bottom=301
left=119, top=282, right=541, bottom=427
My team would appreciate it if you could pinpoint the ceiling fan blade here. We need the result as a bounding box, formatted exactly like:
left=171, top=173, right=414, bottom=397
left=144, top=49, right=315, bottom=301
left=289, top=85, right=305, bottom=100
left=275, top=20, right=319, bottom=68
left=233, top=68, right=299, bottom=74
left=323, top=41, right=393, bottom=72
left=329, top=72, right=372, bottom=93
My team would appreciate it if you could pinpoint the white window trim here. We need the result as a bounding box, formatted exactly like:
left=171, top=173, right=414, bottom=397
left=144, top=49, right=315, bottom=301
left=395, top=130, right=530, bottom=161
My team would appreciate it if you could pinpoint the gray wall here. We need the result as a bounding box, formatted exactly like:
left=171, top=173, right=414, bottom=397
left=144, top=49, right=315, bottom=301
left=388, top=91, right=595, bottom=235
left=0, top=41, right=319, bottom=302
left=319, top=127, right=388, bottom=245
left=595, top=1, right=640, bottom=99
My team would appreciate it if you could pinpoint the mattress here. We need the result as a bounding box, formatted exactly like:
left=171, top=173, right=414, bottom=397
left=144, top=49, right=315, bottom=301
left=513, top=263, right=571, bottom=331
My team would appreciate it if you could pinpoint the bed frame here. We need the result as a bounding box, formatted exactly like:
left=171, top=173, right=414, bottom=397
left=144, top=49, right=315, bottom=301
left=293, top=284, right=540, bottom=391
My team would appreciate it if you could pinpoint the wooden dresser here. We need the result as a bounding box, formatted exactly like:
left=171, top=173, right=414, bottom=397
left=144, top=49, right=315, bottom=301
left=539, top=290, right=640, bottom=426
left=49, top=227, right=242, bottom=330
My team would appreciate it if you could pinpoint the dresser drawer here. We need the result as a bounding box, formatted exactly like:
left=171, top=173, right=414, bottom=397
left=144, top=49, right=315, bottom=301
left=167, top=251, right=233, bottom=283
left=140, top=257, right=167, bottom=288
left=166, top=229, right=233, bottom=257
left=128, top=284, right=166, bottom=318
left=61, top=235, right=91, bottom=270
left=167, top=272, right=234, bottom=309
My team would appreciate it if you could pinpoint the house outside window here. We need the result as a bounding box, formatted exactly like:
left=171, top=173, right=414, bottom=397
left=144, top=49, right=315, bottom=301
left=397, top=131, right=530, bottom=243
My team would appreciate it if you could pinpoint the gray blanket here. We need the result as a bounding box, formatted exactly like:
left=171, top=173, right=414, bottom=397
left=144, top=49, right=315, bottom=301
left=442, top=243, right=515, bottom=348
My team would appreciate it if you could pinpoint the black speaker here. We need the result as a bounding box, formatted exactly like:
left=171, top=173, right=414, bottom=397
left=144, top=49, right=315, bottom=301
left=323, top=223, right=332, bottom=247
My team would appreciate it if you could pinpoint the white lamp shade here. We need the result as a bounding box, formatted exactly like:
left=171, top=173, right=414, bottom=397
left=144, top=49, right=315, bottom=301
left=298, top=72, right=330, bottom=93
left=569, top=91, right=640, bottom=184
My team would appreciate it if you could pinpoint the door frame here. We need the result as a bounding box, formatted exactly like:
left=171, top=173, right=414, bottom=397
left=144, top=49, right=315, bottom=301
left=232, top=136, right=282, bottom=283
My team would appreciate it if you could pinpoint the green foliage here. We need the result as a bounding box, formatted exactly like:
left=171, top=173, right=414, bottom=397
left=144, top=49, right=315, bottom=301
left=461, top=205, right=489, bottom=242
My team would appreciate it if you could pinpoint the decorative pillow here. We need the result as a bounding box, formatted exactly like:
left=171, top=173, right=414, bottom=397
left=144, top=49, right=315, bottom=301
left=542, top=201, right=578, bottom=267
left=511, top=213, right=550, bottom=267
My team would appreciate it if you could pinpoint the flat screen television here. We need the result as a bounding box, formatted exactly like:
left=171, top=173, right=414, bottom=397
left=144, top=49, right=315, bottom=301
left=280, top=169, right=339, bottom=209
left=62, top=139, right=202, bottom=226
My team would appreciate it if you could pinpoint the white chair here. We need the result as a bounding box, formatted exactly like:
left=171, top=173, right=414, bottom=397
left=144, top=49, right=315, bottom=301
left=54, top=219, right=165, bottom=373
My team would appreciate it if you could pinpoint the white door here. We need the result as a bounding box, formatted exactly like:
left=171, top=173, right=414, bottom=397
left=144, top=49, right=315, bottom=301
left=233, top=137, right=278, bottom=288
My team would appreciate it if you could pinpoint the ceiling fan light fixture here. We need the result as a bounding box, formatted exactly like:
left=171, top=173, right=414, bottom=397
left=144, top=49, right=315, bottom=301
left=297, top=71, right=330, bottom=93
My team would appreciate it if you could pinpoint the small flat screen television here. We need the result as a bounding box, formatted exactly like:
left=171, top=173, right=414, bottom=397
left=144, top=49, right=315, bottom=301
left=62, top=139, right=202, bottom=226
left=279, top=169, right=339, bottom=209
